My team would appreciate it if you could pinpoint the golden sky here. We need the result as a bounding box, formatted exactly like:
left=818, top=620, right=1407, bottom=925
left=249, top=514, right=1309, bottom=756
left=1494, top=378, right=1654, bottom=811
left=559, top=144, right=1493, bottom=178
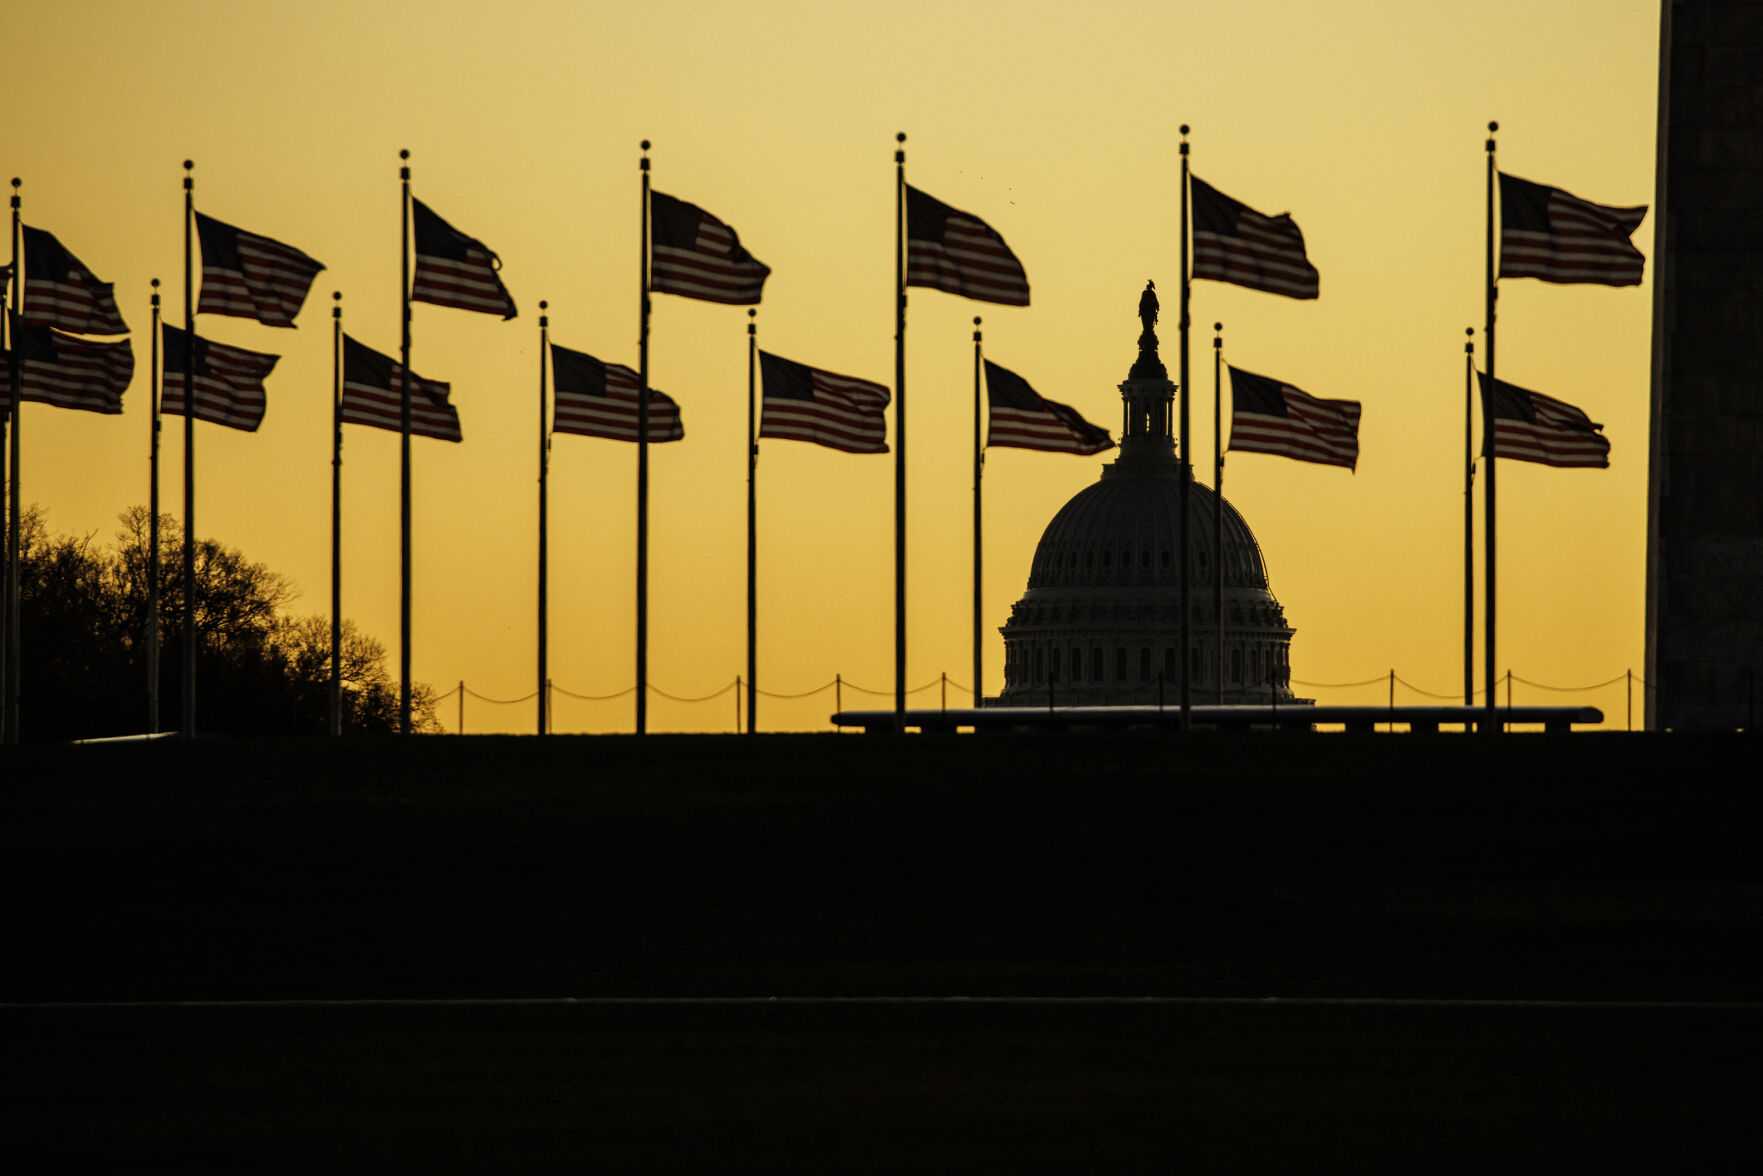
left=9, top=0, right=1661, bottom=732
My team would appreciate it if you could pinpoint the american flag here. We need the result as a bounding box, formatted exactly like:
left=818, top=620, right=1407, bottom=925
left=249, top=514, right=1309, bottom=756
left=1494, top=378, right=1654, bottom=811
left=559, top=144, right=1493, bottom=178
left=21, top=225, right=129, bottom=335
left=1, top=313, right=132, bottom=414
left=983, top=359, right=1112, bottom=456
left=1498, top=172, right=1646, bottom=286
left=1190, top=176, right=1320, bottom=300
left=904, top=185, right=1029, bottom=306
left=195, top=212, right=324, bottom=328
left=340, top=334, right=461, bottom=442
left=410, top=198, right=517, bottom=319
left=1478, top=372, right=1610, bottom=468
left=160, top=325, right=276, bottom=432
left=649, top=191, right=769, bottom=305
left=550, top=343, right=683, bottom=443
left=758, top=350, right=888, bottom=454
left=1228, top=365, right=1360, bottom=470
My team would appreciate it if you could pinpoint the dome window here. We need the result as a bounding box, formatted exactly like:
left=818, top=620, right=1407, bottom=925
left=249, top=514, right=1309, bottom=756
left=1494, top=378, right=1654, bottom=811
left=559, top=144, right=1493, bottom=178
left=1140, top=550, right=1151, bottom=569
left=1102, top=551, right=1112, bottom=569
left=1085, top=551, right=1095, bottom=568
left=1160, top=550, right=1171, bottom=569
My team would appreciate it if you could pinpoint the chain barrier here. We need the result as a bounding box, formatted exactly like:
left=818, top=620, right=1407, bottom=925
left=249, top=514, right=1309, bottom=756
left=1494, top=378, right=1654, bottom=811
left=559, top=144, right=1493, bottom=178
left=440, top=665, right=1758, bottom=732
left=647, top=680, right=738, bottom=704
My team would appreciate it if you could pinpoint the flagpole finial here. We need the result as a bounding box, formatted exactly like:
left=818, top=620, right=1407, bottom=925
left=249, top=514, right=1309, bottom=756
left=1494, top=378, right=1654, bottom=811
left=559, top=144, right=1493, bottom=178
left=640, top=140, right=650, bottom=171
left=182, top=160, right=192, bottom=191
left=1465, top=326, right=1474, bottom=354
left=1486, top=121, right=1498, bottom=153
left=399, top=149, right=409, bottom=159
left=539, top=299, right=547, bottom=328
left=896, top=132, right=905, bottom=164
left=973, top=315, right=982, bottom=342
left=1213, top=322, right=1222, bottom=348
left=748, top=307, right=756, bottom=336
left=152, top=278, right=161, bottom=307
left=333, top=291, right=342, bottom=320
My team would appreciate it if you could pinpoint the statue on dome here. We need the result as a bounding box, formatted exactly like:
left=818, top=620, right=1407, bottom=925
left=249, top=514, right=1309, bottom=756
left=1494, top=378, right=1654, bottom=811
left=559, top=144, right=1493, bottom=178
left=1138, top=280, right=1159, bottom=335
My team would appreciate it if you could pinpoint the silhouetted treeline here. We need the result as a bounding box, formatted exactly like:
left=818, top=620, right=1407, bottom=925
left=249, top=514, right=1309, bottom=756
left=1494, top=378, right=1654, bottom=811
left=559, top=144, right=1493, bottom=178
left=7, top=506, right=436, bottom=740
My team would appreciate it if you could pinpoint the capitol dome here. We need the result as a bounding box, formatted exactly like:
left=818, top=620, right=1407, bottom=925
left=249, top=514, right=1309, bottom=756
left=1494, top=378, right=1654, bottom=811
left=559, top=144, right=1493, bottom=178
left=995, top=287, right=1304, bottom=706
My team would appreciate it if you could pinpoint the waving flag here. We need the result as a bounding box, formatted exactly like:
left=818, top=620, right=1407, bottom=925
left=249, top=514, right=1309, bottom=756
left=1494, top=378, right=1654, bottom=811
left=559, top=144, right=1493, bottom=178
left=196, top=212, right=324, bottom=327
left=1478, top=372, right=1610, bottom=467
left=160, top=325, right=276, bottom=431
left=758, top=350, right=889, bottom=454
left=649, top=191, right=770, bottom=305
left=1190, top=176, right=1319, bottom=300
left=983, top=360, right=1112, bottom=455
left=1228, top=366, right=1359, bottom=469
left=1, top=313, right=132, bottom=413
left=905, top=185, right=1030, bottom=306
left=20, top=226, right=129, bottom=335
left=340, top=334, right=461, bottom=442
left=410, top=199, right=517, bottom=319
left=551, top=343, right=683, bottom=442
left=1498, top=173, right=1646, bottom=286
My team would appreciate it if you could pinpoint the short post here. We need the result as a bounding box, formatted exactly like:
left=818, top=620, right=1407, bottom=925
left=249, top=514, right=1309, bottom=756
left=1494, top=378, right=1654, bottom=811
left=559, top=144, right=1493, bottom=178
left=1626, top=668, right=1632, bottom=732
left=1505, top=669, right=1512, bottom=732
left=835, top=673, right=842, bottom=715
left=458, top=679, right=465, bottom=735
left=735, top=675, right=743, bottom=732
left=941, top=671, right=947, bottom=712
left=1388, top=668, right=1395, bottom=732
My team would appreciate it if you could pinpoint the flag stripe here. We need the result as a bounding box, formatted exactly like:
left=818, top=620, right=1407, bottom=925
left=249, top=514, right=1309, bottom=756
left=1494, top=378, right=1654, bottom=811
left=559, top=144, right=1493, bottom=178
left=410, top=199, right=518, bottom=319
left=1228, top=366, right=1359, bottom=469
left=905, top=186, right=1030, bottom=306
left=758, top=350, right=888, bottom=453
left=20, top=225, right=130, bottom=335
left=161, top=326, right=276, bottom=432
left=1498, top=173, right=1647, bottom=286
left=1, top=326, right=133, bottom=414
left=1480, top=372, right=1610, bottom=467
left=340, top=334, right=462, bottom=442
left=982, top=359, right=1112, bottom=455
left=1189, top=177, right=1320, bottom=300
left=195, top=213, right=324, bottom=327
left=552, top=353, right=684, bottom=443
left=649, top=193, right=770, bottom=305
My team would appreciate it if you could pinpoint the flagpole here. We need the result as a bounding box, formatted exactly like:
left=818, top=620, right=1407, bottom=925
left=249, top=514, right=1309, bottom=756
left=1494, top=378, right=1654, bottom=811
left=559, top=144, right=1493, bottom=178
left=1213, top=321, right=1224, bottom=706
left=972, top=315, right=983, bottom=709
left=1178, top=125, right=1192, bottom=729
left=149, top=279, right=162, bottom=734
left=330, top=291, right=343, bottom=736
left=637, top=140, right=652, bottom=736
left=538, top=300, right=550, bottom=736
left=893, top=131, right=907, bottom=733
left=1483, top=121, right=1499, bottom=736
left=181, top=160, right=196, bottom=740
left=746, top=308, right=757, bottom=734
left=4, top=177, right=21, bottom=743
left=398, top=149, right=413, bottom=735
left=1463, top=326, right=1475, bottom=709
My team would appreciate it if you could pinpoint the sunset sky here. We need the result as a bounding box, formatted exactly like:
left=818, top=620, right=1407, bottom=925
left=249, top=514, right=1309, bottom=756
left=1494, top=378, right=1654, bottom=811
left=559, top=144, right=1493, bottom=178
left=8, top=0, right=1661, bottom=732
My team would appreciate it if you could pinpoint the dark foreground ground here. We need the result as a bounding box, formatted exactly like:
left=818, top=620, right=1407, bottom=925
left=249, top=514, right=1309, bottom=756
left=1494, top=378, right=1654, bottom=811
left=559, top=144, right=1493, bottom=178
left=4, top=733, right=1760, bottom=1169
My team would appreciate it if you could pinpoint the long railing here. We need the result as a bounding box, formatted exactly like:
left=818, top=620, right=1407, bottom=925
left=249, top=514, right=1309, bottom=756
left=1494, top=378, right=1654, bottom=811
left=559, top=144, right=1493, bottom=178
left=431, top=666, right=1757, bottom=734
